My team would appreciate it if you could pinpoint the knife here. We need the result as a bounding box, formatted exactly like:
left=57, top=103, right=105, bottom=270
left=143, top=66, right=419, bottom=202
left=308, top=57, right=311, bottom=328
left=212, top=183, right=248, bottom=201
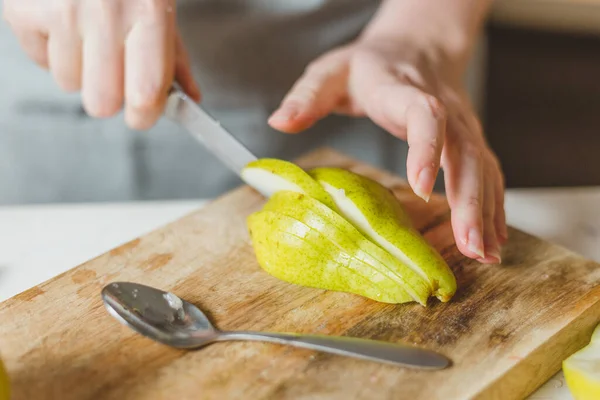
left=164, top=86, right=258, bottom=175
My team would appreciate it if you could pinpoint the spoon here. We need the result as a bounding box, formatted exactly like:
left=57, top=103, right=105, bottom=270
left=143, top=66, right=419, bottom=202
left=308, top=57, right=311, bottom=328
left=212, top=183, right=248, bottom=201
left=102, top=282, right=451, bottom=369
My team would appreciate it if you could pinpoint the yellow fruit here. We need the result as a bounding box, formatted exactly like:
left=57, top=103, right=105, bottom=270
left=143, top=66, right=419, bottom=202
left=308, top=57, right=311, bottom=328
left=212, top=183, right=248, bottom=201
left=563, top=323, right=600, bottom=400
left=243, top=158, right=457, bottom=305
left=310, top=167, right=456, bottom=302
left=250, top=192, right=431, bottom=305
left=0, top=356, right=10, bottom=400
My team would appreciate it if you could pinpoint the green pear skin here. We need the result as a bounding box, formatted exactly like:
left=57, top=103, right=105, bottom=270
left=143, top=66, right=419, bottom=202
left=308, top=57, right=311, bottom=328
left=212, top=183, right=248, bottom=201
left=310, top=167, right=457, bottom=302
left=248, top=209, right=422, bottom=304
left=241, top=158, right=337, bottom=209
left=263, top=191, right=431, bottom=305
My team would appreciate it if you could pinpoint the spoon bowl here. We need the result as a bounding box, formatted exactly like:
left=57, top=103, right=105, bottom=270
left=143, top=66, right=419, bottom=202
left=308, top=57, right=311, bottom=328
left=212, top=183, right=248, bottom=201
left=102, top=282, right=451, bottom=369
left=102, top=282, right=218, bottom=348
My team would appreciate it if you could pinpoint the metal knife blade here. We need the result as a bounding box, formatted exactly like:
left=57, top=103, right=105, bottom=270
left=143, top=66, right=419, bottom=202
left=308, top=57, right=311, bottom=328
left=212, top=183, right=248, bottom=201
left=164, top=86, right=257, bottom=176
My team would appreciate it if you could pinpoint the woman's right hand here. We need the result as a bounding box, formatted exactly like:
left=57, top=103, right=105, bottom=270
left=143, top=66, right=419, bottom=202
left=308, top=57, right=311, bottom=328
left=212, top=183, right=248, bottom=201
left=3, top=0, right=200, bottom=129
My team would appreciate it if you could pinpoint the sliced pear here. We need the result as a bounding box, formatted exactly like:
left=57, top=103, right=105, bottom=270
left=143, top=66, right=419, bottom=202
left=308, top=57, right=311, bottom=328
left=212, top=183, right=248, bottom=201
left=310, top=167, right=456, bottom=302
left=241, top=158, right=336, bottom=209
left=563, top=323, right=600, bottom=400
left=248, top=209, right=424, bottom=304
left=263, top=190, right=430, bottom=301
left=249, top=214, right=409, bottom=304
left=260, top=192, right=431, bottom=304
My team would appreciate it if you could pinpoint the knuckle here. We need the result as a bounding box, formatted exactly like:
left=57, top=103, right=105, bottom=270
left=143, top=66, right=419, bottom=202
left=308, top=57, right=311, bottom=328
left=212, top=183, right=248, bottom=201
left=303, top=50, right=347, bottom=80
left=466, top=195, right=481, bottom=210
left=303, top=59, right=331, bottom=81
left=90, top=0, right=121, bottom=21
left=287, top=85, right=318, bottom=106
left=463, top=141, right=484, bottom=163
left=418, top=93, right=446, bottom=120
left=84, top=94, right=122, bottom=118
left=136, top=0, right=172, bottom=19
left=126, top=112, right=154, bottom=130
left=419, top=139, right=441, bottom=160
left=130, top=86, right=165, bottom=111
left=56, top=0, right=79, bottom=28
left=426, top=140, right=439, bottom=155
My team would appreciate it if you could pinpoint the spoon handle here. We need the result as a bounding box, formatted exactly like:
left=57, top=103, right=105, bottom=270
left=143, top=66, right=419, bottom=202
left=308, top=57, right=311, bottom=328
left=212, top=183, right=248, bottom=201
left=219, top=331, right=450, bottom=369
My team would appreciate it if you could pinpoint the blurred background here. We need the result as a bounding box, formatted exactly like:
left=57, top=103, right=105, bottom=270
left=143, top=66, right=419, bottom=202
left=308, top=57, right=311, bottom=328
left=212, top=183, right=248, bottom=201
left=1, top=0, right=600, bottom=205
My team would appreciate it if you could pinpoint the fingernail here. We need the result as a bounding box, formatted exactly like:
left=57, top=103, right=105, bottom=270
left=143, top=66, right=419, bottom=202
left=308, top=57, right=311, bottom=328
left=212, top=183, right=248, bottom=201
left=467, top=228, right=485, bottom=259
left=269, top=106, right=298, bottom=123
left=487, top=248, right=502, bottom=264
left=414, top=167, right=435, bottom=202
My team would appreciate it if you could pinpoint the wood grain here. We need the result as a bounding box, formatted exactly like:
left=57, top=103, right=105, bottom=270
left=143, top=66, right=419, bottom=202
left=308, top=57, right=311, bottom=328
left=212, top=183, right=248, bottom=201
left=1, top=148, right=599, bottom=400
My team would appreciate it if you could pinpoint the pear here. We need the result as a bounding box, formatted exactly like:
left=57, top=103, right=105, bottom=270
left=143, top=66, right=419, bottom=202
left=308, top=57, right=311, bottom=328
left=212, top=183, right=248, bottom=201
left=241, top=158, right=336, bottom=209
left=248, top=209, right=426, bottom=304
left=563, top=322, right=600, bottom=400
left=310, top=167, right=456, bottom=302
left=263, top=190, right=431, bottom=302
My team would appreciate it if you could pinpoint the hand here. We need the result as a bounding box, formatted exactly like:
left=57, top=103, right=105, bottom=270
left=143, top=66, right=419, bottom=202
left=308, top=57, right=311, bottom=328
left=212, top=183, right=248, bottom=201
left=269, top=39, right=507, bottom=263
left=3, top=0, right=200, bottom=129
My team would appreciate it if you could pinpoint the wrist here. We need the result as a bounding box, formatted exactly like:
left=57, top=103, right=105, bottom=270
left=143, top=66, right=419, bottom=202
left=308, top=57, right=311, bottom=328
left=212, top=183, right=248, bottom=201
left=358, top=0, right=491, bottom=77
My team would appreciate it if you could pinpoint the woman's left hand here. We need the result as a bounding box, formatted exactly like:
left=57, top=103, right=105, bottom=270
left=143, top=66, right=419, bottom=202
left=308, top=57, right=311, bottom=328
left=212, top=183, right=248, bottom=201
left=269, top=38, right=507, bottom=264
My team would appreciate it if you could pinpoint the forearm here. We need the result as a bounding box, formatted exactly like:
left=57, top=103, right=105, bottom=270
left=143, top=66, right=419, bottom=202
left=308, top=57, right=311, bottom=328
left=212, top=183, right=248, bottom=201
left=360, top=0, right=493, bottom=71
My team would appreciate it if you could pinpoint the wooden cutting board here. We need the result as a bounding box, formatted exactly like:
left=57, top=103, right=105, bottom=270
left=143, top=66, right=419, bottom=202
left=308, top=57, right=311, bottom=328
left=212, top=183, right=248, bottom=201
left=1, top=148, right=599, bottom=400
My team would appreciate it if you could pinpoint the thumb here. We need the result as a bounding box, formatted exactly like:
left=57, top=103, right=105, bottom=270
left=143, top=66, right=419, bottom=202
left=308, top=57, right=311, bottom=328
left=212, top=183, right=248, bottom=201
left=269, top=54, right=349, bottom=134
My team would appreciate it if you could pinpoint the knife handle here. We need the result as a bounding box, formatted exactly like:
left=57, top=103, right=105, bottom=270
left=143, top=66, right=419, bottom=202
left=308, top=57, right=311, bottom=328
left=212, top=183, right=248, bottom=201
left=218, top=331, right=450, bottom=369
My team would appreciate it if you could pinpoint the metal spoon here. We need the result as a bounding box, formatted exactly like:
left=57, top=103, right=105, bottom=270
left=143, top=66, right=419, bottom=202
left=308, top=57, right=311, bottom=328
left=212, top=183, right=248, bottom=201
left=102, top=282, right=450, bottom=369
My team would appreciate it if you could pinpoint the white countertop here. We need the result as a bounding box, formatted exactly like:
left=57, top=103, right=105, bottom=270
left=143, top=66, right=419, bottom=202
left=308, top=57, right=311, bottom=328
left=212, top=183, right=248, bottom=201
left=3, top=187, right=600, bottom=399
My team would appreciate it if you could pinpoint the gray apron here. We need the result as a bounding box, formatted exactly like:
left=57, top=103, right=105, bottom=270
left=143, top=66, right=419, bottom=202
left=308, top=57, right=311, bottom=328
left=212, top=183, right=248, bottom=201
left=0, top=0, right=481, bottom=204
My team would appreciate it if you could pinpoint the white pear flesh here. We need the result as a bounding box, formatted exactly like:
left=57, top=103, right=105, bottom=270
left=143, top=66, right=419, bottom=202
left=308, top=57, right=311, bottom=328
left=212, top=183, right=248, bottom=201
left=241, top=158, right=337, bottom=209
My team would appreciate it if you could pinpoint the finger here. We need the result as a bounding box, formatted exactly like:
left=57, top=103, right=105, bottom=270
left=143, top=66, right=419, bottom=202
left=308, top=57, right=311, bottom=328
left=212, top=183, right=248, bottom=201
left=269, top=54, right=349, bottom=134
left=353, top=72, right=446, bottom=202
left=81, top=4, right=124, bottom=118
left=125, top=2, right=176, bottom=130
left=48, top=20, right=82, bottom=91
left=444, top=140, right=485, bottom=260
left=494, top=160, right=509, bottom=244
left=174, top=33, right=201, bottom=102
left=13, top=29, right=49, bottom=68
left=3, top=0, right=47, bottom=28
left=405, top=95, right=446, bottom=202
left=478, top=163, right=501, bottom=264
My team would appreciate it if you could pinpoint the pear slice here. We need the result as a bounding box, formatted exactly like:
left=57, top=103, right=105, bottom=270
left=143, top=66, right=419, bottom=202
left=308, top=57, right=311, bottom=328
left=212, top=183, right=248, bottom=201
left=241, top=158, right=337, bottom=209
left=263, top=191, right=429, bottom=298
left=249, top=212, right=409, bottom=303
left=249, top=209, right=423, bottom=304
left=259, top=191, right=431, bottom=304
left=310, top=167, right=456, bottom=302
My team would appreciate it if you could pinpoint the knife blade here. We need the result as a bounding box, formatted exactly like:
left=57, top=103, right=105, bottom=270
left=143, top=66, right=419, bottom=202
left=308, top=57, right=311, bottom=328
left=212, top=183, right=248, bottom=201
left=164, top=86, right=258, bottom=176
